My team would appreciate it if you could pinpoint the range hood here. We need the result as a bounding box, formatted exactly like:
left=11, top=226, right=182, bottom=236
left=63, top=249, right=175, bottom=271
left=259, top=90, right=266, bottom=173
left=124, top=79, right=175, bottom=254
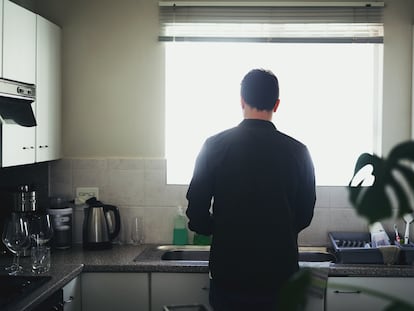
left=0, top=79, right=36, bottom=127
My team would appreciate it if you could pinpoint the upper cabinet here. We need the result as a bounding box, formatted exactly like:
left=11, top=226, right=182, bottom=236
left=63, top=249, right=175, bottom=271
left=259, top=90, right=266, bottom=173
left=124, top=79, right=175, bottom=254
left=36, top=15, right=62, bottom=162
left=0, top=0, right=62, bottom=167
left=3, top=0, right=36, bottom=84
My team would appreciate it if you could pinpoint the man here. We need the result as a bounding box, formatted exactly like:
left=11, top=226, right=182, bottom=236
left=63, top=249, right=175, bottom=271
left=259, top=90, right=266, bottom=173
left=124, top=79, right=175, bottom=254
left=186, top=69, right=316, bottom=310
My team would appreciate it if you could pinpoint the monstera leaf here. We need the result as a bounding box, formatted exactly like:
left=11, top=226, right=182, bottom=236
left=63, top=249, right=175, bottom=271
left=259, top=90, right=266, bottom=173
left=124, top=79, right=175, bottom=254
left=348, top=141, right=414, bottom=224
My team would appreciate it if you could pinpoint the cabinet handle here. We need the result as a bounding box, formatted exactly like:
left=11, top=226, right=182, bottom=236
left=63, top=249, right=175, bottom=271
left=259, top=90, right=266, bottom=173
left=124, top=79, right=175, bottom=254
left=333, top=290, right=361, bottom=294
left=30, top=146, right=34, bottom=149
left=201, top=286, right=209, bottom=291
left=64, top=296, right=74, bottom=304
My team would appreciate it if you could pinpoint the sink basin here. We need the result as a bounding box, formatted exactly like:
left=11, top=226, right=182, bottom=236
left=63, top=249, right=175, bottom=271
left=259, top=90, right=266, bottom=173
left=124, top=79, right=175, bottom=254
left=161, top=250, right=210, bottom=261
left=158, top=245, right=336, bottom=263
left=158, top=245, right=210, bottom=261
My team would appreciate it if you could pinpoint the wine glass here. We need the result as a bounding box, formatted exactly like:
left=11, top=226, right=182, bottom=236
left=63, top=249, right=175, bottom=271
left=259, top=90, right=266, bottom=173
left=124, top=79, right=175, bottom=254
left=2, top=213, right=31, bottom=275
left=30, top=213, right=53, bottom=247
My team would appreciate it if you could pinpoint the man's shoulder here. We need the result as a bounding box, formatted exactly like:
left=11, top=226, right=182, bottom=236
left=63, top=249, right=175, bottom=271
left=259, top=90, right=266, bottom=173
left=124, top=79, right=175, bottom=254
left=206, top=127, right=238, bottom=143
left=275, top=130, right=307, bottom=149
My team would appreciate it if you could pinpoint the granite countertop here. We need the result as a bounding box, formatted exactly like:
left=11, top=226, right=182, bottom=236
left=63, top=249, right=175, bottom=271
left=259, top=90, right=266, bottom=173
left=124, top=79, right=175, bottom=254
left=2, top=244, right=414, bottom=310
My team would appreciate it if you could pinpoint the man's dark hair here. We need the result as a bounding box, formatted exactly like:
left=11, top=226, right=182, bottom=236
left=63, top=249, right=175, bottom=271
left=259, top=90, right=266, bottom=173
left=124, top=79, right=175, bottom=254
left=241, top=69, right=279, bottom=111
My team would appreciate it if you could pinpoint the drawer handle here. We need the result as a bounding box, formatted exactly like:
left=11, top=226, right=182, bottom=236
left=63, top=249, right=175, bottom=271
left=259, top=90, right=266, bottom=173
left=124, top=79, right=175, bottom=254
left=334, top=290, right=361, bottom=294
left=64, top=296, right=74, bottom=304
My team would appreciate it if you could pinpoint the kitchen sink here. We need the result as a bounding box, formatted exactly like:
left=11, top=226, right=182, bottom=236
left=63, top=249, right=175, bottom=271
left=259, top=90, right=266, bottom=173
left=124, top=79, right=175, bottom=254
left=158, top=245, right=210, bottom=261
left=157, top=245, right=336, bottom=263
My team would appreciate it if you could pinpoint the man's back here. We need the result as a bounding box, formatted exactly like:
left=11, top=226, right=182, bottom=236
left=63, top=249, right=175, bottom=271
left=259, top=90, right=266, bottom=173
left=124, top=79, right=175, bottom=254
left=187, top=118, right=315, bottom=293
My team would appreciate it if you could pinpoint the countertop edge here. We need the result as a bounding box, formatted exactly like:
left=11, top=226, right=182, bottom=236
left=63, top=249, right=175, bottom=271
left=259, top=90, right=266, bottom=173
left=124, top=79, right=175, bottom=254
left=4, top=244, right=414, bottom=310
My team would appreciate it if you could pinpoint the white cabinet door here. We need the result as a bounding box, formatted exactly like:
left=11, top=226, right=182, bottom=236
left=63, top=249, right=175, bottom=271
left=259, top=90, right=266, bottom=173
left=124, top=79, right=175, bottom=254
left=63, top=276, right=81, bottom=311
left=36, top=15, right=61, bottom=162
left=1, top=123, right=35, bottom=166
left=3, top=0, right=36, bottom=84
left=81, top=272, right=149, bottom=311
left=151, top=273, right=210, bottom=311
left=326, top=277, right=414, bottom=311
left=0, top=0, right=3, bottom=74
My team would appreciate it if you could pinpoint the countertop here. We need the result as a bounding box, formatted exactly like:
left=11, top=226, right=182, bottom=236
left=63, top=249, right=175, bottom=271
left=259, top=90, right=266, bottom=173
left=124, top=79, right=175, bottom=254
left=2, top=244, right=414, bottom=310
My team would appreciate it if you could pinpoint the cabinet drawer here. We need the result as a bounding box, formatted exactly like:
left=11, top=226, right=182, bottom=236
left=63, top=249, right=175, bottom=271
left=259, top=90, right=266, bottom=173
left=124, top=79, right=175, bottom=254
left=326, top=277, right=414, bottom=311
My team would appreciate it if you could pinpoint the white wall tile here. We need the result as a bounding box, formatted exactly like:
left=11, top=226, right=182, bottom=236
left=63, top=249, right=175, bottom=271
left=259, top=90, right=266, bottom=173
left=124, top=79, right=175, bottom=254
left=50, top=158, right=381, bottom=245
left=107, top=158, right=145, bottom=170
left=107, top=169, right=145, bottom=206
left=299, top=208, right=331, bottom=246
left=330, top=186, right=353, bottom=208
left=328, top=207, right=369, bottom=233
left=315, top=186, right=330, bottom=208
left=145, top=158, right=166, bottom=170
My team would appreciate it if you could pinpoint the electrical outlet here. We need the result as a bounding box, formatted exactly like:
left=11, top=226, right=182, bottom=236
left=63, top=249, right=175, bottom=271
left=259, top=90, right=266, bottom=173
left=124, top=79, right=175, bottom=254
left=76, top=187, right=99, bottom=203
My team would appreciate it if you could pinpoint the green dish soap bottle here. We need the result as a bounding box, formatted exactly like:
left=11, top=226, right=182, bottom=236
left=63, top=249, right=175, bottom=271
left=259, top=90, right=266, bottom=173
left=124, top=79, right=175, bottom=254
left=173, top=206, right=188, bottom=245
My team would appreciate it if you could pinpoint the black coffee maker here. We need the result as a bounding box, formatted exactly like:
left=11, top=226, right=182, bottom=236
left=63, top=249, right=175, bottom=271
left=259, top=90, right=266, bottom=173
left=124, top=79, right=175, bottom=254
left=12, top=185, right=39, bottom=256
left=13, top=185, right=37, bottom=214
left=0, top=185, right=41, bottom=257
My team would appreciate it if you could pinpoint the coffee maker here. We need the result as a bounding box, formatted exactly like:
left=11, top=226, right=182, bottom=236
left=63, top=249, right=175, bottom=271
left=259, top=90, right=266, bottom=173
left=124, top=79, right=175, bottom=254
left=13, top=185, right=37, bottom=213
left=9, top=185, right=39, bottom=256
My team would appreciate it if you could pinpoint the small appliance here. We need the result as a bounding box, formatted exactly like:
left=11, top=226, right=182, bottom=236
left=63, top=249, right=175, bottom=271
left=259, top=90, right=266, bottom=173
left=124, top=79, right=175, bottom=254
left=83, top=197, right=121, bottom=249
left=47, top=197, right=73, bottom=249
left=9, top=184, right=41, bottom=257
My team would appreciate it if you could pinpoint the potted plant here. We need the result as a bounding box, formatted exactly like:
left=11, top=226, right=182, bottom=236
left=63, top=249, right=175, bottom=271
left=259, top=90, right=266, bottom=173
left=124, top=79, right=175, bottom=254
left=349, top=140, right=414, bottom=223
left=280, top=141, right=414, bottom=311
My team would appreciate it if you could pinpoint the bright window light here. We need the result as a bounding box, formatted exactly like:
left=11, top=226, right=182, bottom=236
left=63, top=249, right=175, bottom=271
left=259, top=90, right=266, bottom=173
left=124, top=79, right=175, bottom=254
left=165, top=42, right=383, bottom=186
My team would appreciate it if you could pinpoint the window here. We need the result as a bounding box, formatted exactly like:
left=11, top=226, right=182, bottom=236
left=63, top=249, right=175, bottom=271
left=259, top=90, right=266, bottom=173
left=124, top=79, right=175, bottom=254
left=161, top=2, right=384, bottom=186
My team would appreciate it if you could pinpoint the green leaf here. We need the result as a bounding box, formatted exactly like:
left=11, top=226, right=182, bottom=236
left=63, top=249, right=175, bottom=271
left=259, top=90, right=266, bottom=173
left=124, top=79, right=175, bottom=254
left=348, top=141, right=414, bottom=224
left=394, top=164, right=414, bottom=216
left=358, top=183, right=392, bottom=222
left=388, top=141, right=414, bottom=163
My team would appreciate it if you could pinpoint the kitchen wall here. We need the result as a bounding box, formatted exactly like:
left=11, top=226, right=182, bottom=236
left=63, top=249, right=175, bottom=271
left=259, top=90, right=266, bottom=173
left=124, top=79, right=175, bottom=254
left=50, top=158, right=374, bottom=246
left=22, top=0, right=414, bottom=245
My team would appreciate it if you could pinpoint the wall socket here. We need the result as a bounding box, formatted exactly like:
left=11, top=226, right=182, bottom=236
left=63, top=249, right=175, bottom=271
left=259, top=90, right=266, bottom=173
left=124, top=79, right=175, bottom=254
left=76, top=187, right=99, bottom=203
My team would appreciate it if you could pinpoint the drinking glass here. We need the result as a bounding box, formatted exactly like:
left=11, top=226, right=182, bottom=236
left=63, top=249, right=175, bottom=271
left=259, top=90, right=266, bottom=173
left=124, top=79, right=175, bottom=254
left=30, top=213, right=53, bottom=247
left=131, top=217, right=144, bottom=245
left=29, top=213, right=53, bottom=274
left=2, top=214, right=31, bottom=275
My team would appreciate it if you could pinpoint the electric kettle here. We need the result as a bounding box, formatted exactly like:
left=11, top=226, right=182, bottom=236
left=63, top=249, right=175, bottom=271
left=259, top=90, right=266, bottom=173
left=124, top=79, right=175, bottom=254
left=83, top=197, right=121, bottom=250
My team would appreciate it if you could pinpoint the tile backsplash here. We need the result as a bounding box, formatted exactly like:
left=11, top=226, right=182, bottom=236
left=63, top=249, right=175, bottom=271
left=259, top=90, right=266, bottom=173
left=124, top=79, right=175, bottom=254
left=49, top=158, right=406, bottom=247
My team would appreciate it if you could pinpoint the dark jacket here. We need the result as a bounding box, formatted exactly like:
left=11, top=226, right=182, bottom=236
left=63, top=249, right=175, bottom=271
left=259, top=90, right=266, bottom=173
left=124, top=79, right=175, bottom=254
left=186, top=119, right=316, bottom=294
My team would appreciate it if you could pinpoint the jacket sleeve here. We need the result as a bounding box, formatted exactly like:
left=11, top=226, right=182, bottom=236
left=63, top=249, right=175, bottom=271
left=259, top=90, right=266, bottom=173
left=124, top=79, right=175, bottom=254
left=294, top=146, right=316, bottom=233
left=186, top=141, right=214, bottom=235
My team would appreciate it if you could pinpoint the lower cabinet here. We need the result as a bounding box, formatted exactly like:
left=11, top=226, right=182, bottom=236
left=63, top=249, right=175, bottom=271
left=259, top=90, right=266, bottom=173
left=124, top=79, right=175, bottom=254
left=151, top=273, right=210, bottom=311
left=326, top=277, right=414, bottom=311
left=81, top=272, right=149, bottom=311
left=63, top=276, right=81, bottom=311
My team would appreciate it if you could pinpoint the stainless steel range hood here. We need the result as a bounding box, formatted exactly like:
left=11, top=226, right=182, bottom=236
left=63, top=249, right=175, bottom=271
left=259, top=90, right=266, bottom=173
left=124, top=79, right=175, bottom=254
left=0, top=79, right=36, bottom=127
